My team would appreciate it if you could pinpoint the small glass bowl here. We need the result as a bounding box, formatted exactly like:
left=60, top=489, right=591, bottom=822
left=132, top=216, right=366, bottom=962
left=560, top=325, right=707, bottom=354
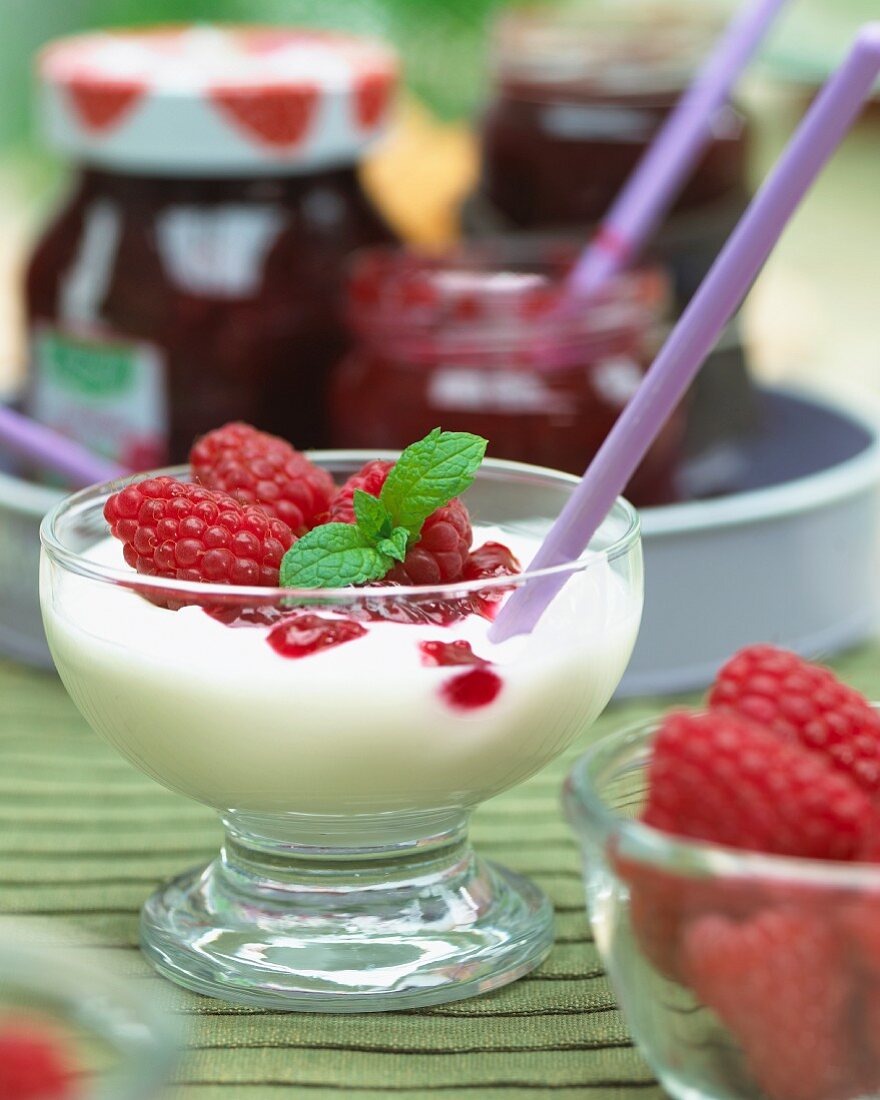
left=564, top=720, right=880, bottom=1100
left=40, top=454, right=643, bottom=1012
left=0, top=931, right=177, bottom=1099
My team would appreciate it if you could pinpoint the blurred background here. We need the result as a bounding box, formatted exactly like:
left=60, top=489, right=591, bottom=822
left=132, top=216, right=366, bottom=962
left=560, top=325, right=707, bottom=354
left=0, top=0, right=878, bottom=398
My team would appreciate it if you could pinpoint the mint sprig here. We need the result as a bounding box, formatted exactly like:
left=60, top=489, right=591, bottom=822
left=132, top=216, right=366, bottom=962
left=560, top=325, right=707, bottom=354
left=280, top=428, right=487, bottom=590
left=380, top=427, right=487, bottom=537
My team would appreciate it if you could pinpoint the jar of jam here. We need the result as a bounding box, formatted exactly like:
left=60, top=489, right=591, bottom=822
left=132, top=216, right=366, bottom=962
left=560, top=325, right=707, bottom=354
left=331, top=243, right=682, bottom=507
left=473, top=1, right=749, bottom=236
left=26, top=26, right=397, bottom=467
left=467, top=2, right=757, bottom=484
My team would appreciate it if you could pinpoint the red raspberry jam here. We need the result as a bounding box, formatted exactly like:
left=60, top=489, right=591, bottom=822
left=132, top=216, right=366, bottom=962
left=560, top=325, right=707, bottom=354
left=420, top=640, right=491, bottom=668
left=352, top=593, right=470, bottom=628
left=441, top=668, right=503, bottom=711
left=474, top=6, right=750, bottom=232
left=464, top=541, right=521, bottom=621
left=267, top=613, right=367, bottom=659
left=27, top=27, right=396, bottom=468
left=205, top=606, right=286, bottom=629
left=331, top=246, right=682, bottom=506
left=464, top=6, right=757, bottom=482
left=0, top=1020, right=79, bottom=1100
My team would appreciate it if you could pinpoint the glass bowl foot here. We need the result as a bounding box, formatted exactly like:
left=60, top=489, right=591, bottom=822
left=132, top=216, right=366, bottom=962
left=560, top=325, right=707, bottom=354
left=139, top=814, right=554, bottom=1012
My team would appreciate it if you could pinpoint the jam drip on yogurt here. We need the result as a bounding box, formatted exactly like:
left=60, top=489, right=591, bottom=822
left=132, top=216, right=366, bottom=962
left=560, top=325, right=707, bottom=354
left=441, top=668, right=503, bottom=711
left=267, top=614, right=366, bottom=658
left=421, top=639, right=502, bottom=711
left=420, top=640, right=490, bottom=667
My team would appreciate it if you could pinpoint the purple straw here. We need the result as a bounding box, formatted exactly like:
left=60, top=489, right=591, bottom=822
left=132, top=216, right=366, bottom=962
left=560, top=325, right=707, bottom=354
left=0, top=404, right=126, bottom=487
left=492, top=24, right=880, bottom=643
left=567, top=0, right=788, bottom=298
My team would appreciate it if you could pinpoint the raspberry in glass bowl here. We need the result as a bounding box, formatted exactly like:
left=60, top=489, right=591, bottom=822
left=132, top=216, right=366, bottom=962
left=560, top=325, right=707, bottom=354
left=39, top=443, right=643, bottom=1012
left=564, top=648, right=880, bottom=1100
left=0, top=930, right=176, bottom=1100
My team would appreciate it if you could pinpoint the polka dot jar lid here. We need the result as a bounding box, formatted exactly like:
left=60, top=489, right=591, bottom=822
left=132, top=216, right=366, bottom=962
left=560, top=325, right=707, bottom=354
left=38, top=25, right=398, bottom=175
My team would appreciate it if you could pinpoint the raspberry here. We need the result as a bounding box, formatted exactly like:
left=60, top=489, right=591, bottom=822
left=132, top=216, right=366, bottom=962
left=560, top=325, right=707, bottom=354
left=330, top=461, right=473, bottom=585
left=858, top=984, right=880, bottom=1096
left=328, top=460, right=393, bottom=525
left=643, top=711, right=876, bottom=861
left=463, top=542, right=521, bottom=581
left=834, top=902, right=880, bottom=1093
left=682, top=910, right=857, bottom=1100
left=191, top=422, right=335, bottom=535
left=614, top=856, right=765, bottom=984
left=104, top=477, right=294, bottom=587
left=0, top=1023, right=78, bottom=1099
left=710, top=645, right=880, bottom=796
left=616, top=859, right=688, bottom=981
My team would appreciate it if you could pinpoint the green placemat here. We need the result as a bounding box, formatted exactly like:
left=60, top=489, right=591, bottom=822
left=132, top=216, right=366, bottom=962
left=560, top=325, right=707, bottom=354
left=2, top=645, right=879, bottom=1099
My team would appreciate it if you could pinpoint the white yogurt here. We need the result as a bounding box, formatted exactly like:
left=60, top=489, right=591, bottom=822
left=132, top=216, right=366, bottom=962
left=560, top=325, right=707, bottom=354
left=41, top=527, right=641, bottom=814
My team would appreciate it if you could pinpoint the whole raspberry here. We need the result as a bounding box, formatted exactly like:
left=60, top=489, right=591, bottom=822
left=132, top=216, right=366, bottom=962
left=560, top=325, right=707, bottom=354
left=643, top=710, right=876, bottom=861
left=0, top=1023, right=78, bottom=1099
left=328, top=460, right=392, bottom=524
left=330, top=460, right=473, bottom=585
left=682, top=909, right=856, bottom=1100
left=613, top=856, right=766, bottom=984
left=709, top=645, right=880, bottom=796
left=191, top=422, right=335, bottom=535
left=104, top=477, right=294, bottom=587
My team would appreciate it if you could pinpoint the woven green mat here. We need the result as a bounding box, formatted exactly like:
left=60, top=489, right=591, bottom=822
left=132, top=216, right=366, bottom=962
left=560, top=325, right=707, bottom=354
left=2, top=645, right=879, bottom=1099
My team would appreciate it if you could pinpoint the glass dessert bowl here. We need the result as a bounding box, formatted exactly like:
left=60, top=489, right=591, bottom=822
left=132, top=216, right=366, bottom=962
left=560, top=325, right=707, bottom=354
left=40, top=454, right=643, bottom=1011
left=564, top=717, right=880, bottom=1100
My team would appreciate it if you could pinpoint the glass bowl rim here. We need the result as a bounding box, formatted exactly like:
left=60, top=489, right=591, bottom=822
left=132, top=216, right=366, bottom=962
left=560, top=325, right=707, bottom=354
left=564, top=715, right=880, bottom=888
left=40, top=451, right=641, bottom=603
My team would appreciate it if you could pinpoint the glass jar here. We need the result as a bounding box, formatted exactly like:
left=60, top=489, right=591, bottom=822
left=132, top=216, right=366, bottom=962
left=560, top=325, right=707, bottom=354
left=474, top=1, right=750, bottom=233
left=26, top=26, right=397, bottom=468
left=467, top=2, right=757, bottom=487
left=331, top=243, right=682, bottom=507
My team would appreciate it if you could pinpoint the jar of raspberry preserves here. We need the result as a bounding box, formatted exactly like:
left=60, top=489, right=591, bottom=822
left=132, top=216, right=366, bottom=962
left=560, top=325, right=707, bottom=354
left=330, top=244, right=682, bottom=507
left=26, top=26, right=397, bottom=468
left=467, top=3, right=757, bottom=480
left=473, top=2, right=749, bottom=238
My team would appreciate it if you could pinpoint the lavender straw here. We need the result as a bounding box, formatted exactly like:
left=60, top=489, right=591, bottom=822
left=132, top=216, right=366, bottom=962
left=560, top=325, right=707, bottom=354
left=568, top=0, right=788, bottom=298
left=0, top=404, right=126, bottom=487
left=492, top=24, right=880, bottom=643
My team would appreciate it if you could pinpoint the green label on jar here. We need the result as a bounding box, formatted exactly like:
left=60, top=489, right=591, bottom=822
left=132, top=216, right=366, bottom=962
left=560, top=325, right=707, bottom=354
left=43, top=333, right=136, bottom=396
left=29, top=325, right=169, bottom=470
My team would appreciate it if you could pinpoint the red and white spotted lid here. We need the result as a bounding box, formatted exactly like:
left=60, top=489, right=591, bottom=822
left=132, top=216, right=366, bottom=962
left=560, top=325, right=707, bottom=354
left=38, top=25, right=398, bottom=175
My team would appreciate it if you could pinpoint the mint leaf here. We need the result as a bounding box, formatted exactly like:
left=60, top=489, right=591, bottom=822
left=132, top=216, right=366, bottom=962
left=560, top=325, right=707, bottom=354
left=280, top=523, right=391, bottom=589
left=380, top=428, right=487, bottom=537
left=279, top=427, right=488, bottom=591
left=353, top=489, right=393, bottom=541
left=376, top=526, right=409, bottom=563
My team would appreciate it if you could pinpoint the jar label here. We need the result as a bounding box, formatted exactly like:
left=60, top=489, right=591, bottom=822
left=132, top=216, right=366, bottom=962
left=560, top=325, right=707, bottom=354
left=28, top=325, right=169, bottom=470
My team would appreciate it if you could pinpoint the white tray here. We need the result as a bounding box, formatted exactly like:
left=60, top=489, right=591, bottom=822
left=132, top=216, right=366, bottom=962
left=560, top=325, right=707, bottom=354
left=620, top=384, right=880, bottom=696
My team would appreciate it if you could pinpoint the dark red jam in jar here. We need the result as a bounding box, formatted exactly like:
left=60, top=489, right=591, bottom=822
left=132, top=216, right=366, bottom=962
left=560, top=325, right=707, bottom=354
left=468, top=4, right=757, bottom=492
left=474, top=4, right=750, bottom=232
left=26, top=26, right=397, bottom=468
left=331, top=244, right=683, bottom=507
